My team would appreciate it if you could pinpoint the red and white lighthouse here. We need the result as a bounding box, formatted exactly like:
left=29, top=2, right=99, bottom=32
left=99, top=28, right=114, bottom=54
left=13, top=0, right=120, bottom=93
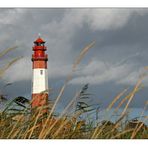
left=31, top=36, right=48, bottom=111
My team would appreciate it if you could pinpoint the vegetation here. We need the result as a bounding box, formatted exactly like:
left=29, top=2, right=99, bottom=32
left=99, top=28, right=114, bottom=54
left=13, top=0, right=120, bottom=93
left=0, top=43, right=147, bottom=139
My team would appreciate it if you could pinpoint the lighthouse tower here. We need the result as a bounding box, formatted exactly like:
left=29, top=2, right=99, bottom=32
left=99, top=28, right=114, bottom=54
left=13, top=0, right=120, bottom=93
left=31, top=36, right=48, bottom=111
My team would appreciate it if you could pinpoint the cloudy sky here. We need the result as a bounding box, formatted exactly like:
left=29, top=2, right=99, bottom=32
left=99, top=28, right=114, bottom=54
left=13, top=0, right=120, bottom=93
left=0, top=8, right=148, bottom=109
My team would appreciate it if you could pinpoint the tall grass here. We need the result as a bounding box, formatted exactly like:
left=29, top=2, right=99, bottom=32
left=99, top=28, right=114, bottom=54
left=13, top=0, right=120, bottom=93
left=0, top=43, right=147, bottom=139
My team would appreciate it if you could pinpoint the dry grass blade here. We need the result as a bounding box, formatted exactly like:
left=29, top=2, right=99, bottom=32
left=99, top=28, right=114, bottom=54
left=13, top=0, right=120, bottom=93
left=91, top=126, right=100, bottom=139
left=48, top=84, right=66, bottom=118
left=73, top=41, right=95, bottom=71
left=28, top=107, right=43, bottom=139
left=111, top=129, right=134, bottom=139
left=130, top=103, right=148, bottom=139
left=27, top=92, right=49, bottom=138
left=93, top=113, right=127, bottom=139
left=107, top=113, right=128, bottom=138
left=0, top=56, right=23, bottom=77
left=0, top=46, right=18, bottom=59
left=114, top=113, right=127, bottom=127
left=91, top=119, right=112, bottom=139
left=6, top=114, right=24, bottom=139
left=39, top=92, right=80, bottom=139
left=107, top=88, right=128, bottom=110
left=131, top=120, right=147, bottom=139
left=113, top=86, right=141, bottom=114
left=114, top=97, right=129, bottom=113
left=121, top=77, right=143, bottom=116
left=39, top=84, right=68, bottom=137
left=10, top=128, right=21, bottom=139
left=52, top=111, right=82, bottom=138
left=38, top=84, right=66, bottom=138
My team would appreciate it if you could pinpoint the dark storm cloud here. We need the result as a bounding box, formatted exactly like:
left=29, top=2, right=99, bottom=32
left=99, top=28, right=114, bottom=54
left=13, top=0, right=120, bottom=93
left=0, top=8, right=148, bottom=108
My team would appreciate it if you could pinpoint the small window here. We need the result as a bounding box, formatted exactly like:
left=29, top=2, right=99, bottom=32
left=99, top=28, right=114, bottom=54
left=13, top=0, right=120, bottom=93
left=40, top=70, right=43, bottom=75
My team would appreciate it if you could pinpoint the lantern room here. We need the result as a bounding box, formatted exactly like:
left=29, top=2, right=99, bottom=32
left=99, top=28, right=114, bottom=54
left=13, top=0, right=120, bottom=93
left=32, top=37, right=48, bottom=61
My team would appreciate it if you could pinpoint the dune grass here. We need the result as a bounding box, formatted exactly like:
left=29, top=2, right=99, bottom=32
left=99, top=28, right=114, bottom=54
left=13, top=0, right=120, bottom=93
left=0, top=43, right=147, bottom=139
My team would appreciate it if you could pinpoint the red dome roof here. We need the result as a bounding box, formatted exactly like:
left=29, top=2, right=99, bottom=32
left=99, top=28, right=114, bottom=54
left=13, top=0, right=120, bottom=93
left=34, top=37, right=45, bottom=43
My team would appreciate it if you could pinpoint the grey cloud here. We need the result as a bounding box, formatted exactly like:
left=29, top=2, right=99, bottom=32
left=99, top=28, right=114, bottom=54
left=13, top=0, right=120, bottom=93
left=0, top=8, right=148, bottom=108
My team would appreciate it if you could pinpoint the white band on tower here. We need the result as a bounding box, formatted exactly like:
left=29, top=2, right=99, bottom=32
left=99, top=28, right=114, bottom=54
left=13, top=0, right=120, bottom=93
left=32, top=68, right=48, bottom=94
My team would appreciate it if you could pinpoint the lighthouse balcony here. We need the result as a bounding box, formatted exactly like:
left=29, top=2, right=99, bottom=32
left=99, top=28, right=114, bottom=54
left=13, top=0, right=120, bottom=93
left=32, top=46, right=47, bottom=51
left=32, top=54, right=48, bottom=61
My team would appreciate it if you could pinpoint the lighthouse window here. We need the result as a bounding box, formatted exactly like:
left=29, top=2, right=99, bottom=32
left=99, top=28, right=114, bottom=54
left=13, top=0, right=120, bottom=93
left=40, top=70, right=43, bottom=75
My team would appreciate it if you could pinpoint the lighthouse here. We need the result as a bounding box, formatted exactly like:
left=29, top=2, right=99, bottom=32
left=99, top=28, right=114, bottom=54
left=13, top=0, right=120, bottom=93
left=31, top=36, right=48, bottom=112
